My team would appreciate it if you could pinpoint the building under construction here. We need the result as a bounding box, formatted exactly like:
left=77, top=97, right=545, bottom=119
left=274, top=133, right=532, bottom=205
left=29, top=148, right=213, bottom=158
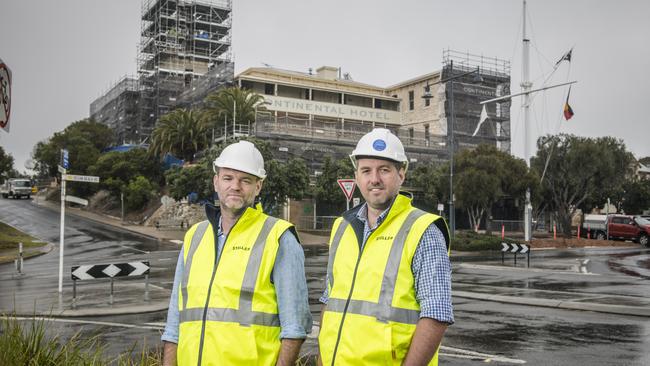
left=90, top=0, right=234, bottom=144
left=90, top=76, right=141, bottom=144
left=137, top=0, right=234, bottom=140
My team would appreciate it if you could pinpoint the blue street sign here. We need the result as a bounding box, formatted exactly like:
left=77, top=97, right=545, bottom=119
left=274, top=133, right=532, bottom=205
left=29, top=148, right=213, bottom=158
left=61, top=149, right=69, bottom=169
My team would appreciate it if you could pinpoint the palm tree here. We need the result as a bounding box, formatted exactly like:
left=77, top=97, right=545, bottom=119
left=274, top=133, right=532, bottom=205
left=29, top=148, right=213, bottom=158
left=149, top=109, right=207, bottom=162
left=204, top=87, right=265, bottom=137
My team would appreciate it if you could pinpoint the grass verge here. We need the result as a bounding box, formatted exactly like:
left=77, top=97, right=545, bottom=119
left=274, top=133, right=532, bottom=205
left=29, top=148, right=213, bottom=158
left=0, top=221, right=48, bottom=264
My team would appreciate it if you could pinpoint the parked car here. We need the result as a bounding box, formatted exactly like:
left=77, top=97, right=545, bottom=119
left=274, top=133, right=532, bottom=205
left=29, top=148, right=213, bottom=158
left=581, top=214, right=650, bottom=246
left=609, top=215, right=650, bottom=247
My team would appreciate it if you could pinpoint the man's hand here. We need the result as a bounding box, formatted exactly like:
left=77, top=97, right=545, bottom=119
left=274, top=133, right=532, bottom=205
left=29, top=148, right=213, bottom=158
left=276, top=338, right=304, bottom=366
left=162, top=341, right=178, bottom=366
left=402, top=318, right=447, bottom=366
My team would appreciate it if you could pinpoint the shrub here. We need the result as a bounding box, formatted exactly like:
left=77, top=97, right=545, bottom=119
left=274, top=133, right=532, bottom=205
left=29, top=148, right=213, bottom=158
left=451, top=230, right=512, bottom=251
left=124, top=176, right=156, bottom=211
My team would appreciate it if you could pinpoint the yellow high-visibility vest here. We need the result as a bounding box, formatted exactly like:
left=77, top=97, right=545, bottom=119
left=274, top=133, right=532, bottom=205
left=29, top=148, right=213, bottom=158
left=319, top=195, right=450, bottom=365
left=177, top=205, right=293, bottom=366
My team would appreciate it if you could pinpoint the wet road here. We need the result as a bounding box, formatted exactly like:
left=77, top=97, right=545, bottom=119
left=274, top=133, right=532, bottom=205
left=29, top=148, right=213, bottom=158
left=3, top=199, right=650, bottom=364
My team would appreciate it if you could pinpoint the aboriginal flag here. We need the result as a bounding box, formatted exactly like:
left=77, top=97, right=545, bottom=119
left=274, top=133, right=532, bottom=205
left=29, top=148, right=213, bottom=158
left=563, top=86, right=574, bottom=120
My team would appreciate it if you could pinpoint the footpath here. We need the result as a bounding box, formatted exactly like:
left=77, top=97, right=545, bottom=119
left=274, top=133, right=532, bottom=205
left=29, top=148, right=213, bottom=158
left=2, top=198, right=649, bottom=319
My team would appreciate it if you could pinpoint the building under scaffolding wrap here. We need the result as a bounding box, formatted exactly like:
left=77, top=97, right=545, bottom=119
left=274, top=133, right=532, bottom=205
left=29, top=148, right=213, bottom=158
left=138, top=0, right=233, bottom=139
left=441, top=49, right=511, bottom=153
left=90, top=76, right=141, bottom=144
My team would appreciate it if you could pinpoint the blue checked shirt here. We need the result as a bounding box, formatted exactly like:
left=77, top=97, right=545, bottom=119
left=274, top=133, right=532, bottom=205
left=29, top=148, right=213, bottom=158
left=320, top=202, right=454, bottom=325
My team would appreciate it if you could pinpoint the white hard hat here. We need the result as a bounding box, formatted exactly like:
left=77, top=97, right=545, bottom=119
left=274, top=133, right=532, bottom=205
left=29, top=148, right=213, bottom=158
left=213, top=140, right=267, bottom=179
left=350, top=128, right=408, bottom=170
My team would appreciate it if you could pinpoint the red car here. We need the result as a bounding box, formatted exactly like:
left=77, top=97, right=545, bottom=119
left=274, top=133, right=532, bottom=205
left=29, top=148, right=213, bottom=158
left=608, top=215, right=650, bottom=247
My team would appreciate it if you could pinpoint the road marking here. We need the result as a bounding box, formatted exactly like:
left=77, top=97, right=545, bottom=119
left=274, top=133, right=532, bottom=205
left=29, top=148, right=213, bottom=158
left=10, top=316, right=164, bottom=330
left=120, top=245, right=149, bottom=254
left=457, top=263, right=599, bottom=275
left=440, top=346, right=526, bottom=364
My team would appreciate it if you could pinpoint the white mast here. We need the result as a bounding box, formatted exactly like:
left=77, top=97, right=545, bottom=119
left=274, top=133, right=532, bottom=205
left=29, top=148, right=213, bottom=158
left=522, top=0, right=533, bottom=242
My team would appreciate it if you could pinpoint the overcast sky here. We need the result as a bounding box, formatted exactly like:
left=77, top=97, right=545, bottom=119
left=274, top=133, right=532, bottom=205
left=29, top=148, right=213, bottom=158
left=1, top=0, right=649, bottom=172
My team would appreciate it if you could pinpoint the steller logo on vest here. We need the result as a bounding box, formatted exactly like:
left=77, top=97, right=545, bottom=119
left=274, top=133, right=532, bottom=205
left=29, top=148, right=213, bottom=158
left=231, top=245, right=251, bottom=251
left=375, top=235, right=394, bottom=241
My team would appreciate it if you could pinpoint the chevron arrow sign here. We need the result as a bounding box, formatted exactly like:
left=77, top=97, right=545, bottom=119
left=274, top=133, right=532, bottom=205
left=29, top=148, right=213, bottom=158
left=71, top=261, right=150, bottom=280
left=501, top=243, right=529, bottom=254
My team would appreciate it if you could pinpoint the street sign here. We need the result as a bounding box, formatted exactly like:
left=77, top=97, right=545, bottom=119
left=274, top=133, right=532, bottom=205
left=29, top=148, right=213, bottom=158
left=60, top=149, right=69, bottom=169
left=65, top=195, right=88, bottom=206
left=0, top=58, right=12, bottom=133
left=437, top=203, right=444, bottom=212
left=337, top=179, right=356, bottom=201
left=71, top=261, right=150, bottom=280
left=501, top=242, right=529, bottom=253
left=501, top=242, right=531, bottom=267
left=58, top=166, right=66, bottom=174
left=352, top=197, right=361, bottom=207
left=62, top=174, right=99, bottom=183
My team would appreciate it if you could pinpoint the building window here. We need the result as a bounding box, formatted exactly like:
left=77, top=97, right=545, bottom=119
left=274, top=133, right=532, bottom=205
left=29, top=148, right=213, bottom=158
left=409, top=127, right=414, bottom=144
left=424, top=124, right=430, bottom=146
left=408, top=91, right=414, bottom=110
left=264, top=83, right=274, bottom=95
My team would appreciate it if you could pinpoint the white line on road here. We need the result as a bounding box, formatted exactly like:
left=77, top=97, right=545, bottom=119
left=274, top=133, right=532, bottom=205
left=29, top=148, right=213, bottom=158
left=11, top=316, right=164, bottom=331
left=120, top=245, right=149, bottom=254
left=440, top=346, right=526, bottom=364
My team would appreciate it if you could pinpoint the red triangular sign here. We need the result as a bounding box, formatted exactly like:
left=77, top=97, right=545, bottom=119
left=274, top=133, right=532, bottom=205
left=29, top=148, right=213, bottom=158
left=337, top=179, right=356, bottom=201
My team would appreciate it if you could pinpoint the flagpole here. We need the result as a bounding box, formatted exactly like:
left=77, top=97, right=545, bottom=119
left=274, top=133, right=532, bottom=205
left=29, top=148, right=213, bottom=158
left=522, top=0, right=533, bottom=243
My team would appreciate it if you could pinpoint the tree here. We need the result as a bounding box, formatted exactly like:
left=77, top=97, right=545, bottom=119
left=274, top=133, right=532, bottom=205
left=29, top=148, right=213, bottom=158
left=0, top=146, right=15, bottom=181
left=531, top=134, right=635, bottom=235
left=620, top=178, right=650, bottom=214
left=31, top=119, right=114, bottom=178
left=407, top=162, right=445, bottom=211
left=260, top=158, right=310, bottom=215
left=124, top=176, right=156, bottom=211
left=313, top=156, right=355, bottom=207
left=89, top=148, right=163, bottom=197
left=439, top=145, right=533, bottom=232
left=149, top=109, right=207, bottom=162
left=204, top=87, right=265, bottom=134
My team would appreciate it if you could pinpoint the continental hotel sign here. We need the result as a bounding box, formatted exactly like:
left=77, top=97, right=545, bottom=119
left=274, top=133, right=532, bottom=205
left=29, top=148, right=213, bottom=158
left=264, top=96, right=401, bottom=124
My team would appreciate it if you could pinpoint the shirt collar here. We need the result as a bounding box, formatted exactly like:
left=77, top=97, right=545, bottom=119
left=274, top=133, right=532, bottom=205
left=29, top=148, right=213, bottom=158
left=356, top=200, right=393, bottom=230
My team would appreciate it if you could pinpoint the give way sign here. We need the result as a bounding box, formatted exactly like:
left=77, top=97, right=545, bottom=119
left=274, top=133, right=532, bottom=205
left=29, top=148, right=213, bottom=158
left=337, top=179, right=356, bottom=201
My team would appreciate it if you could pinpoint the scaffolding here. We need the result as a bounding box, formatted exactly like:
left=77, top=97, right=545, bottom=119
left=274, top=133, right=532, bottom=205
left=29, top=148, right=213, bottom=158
left=89, top=75, right=141, bottom=144
left=441, top=49, right=512, bottom=152
left=138, top=0, right=233, bottom=141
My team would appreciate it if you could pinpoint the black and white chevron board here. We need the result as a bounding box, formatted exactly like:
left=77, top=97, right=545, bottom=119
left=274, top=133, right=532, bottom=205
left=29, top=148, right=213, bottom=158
left=71, top=261, right=150, bottom=280
left=70, top=261, right=150, bottom=307
left=501, top=242, right=530, bottom=267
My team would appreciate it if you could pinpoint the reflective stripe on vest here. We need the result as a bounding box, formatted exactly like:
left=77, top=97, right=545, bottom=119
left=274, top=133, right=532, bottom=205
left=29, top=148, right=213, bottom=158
left=180, top=216, right=279, bottom=327
left=326, top=209, right=425, bottom=325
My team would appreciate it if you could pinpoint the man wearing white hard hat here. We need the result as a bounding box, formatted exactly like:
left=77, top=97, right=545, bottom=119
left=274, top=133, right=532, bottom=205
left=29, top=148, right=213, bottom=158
left=318, top=128, right=452, bottom=366
left=161, top=140, right=312, bottom=365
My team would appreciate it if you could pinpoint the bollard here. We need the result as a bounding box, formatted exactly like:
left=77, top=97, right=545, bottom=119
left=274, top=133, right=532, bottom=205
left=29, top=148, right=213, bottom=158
left=587, top=227, right=591, bottom=240
left=578, top=225, right=581, bottom=239
left=553, top=224, right=557, bottom=240
left=144, top=274, right=150, bottom=301
left=109, top=278, right=114, bottom=305
left=72, top=279, right=77, bottom=309
left=501, top=224, right=505, bottom=240
left=15, top=242, right=24, bottom=274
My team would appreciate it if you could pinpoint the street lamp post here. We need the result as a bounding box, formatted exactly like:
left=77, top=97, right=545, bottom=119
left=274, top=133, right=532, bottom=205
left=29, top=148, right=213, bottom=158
left=422, top=62, right=482, bottom=239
